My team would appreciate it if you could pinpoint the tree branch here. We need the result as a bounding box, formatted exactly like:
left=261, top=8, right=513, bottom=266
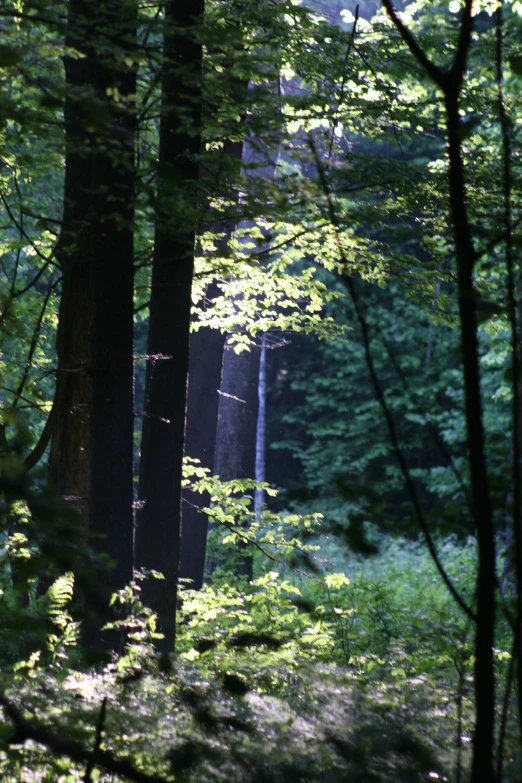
left=381, top=0, right=446, bottom=88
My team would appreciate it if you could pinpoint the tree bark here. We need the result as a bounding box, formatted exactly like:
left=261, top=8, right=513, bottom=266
left=446, top=91, right=495, bottom=783
left=135, top=0, right=204, bottom=651
left=48, top=0, right=94, bottom=529
left=212, top=342, right=260, bottom=581
left=380, top=2, right=496, bottom=777
left=52, top=0, right=137, bottom=647
left=87, top=0, right=137, bottom=647
left=179, top=283, right=226, bottom=590
left=179, top=64, right=249, bottom=590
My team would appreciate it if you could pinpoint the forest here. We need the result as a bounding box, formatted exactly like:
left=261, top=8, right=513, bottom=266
left=0, top=0, right=521, bottom=779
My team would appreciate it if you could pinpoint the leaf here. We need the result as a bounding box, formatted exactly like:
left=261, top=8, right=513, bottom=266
left=324, top=573, right=351, bottom=590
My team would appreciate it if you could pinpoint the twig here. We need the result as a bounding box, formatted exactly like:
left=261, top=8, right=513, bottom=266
left=0, top=193, right=60, bottom=271
left=12, top=277, right=61, bottom=410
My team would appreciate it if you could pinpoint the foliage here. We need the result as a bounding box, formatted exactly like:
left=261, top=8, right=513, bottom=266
left=1, top=0, right=522, bottom=778
left=0, top=659, right=445, bottom=783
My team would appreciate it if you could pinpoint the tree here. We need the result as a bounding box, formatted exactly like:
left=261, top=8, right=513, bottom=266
left=44, top=0, right=137, bottom=644
left=180, top=64, right=249, bottom=588
left=378, top=2, right=496, bottom=776
left=135, top=0, right=204, bottom=651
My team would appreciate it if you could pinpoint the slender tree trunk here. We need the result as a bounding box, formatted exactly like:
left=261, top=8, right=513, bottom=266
left=254, top=334, right=267, bottom=518
left=446, top=94, right=495, bottom=782
left=380, top=3, right=496, bottom=777
left=136, top=0, right=204, bottom=651
left=49, top=0, right=94, bottom=529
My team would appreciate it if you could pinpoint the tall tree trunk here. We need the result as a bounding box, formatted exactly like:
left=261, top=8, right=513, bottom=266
left=136, top=0, right=204, bottom=652
left=48, top=0, right=94, bottom=530
left=52, top=0, right=137, bottom=647
left=254, top=334, right=267, bottom=518
left=180, top=148, right=247, bottom=589
left=446, top=92, right=495, bottom=783
left=87, top=0, right=137, bottom=646
left=381, top=2, right=496, bottom=777
left=179, top=64, right=249, bottom=590
left=179, top=283, right=226, bottom=590
left=213, top=341, right=260, bottom=581
left=209, top=133, right=281, bottom=580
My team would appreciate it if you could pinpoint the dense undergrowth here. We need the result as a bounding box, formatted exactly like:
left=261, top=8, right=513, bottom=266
left=0, top=508, right=516, bottom=782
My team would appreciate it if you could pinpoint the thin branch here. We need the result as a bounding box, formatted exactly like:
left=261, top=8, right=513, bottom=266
left=0, top=193, right=60, bottom=270
left=452, top=0, right=474, bottom=84
left=13, top=260, right=53, bottom=300
left=9, top=170, right=24, bottom=297
left=381, top=334, right=473, bottom=511
left=496, top=638, right=516, bottom=783
left=381, top=0, right=446, bottom=88
left=12, top=278, right=61, bottom=410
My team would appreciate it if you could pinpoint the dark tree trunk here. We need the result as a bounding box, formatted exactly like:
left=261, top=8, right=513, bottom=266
left=179, top=283, right=226, bottom=590
left=445, top=93, right=496, bottom=783
left=49, top=0, right=94, bottom=528
left=380, top=2, right=496, bottom=778
left=87, top=0, right=137, bottom=646
left=179, top=133, right=247, bottom=590
left=54, top=0, right=137, bottom=647
left=136, top=0, right=204, bottom=651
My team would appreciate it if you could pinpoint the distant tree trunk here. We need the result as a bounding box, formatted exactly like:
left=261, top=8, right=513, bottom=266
left=210, top=135, right=281, bottom=581
left=254, top=334, right=267, bottom=518
left=212, top=342, right=261, bottom=581
left=136, top=0, right=204, bottom=651
left=179, top=283, right=227, bottom=590
left=179, top=67, right=249, bottom=589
